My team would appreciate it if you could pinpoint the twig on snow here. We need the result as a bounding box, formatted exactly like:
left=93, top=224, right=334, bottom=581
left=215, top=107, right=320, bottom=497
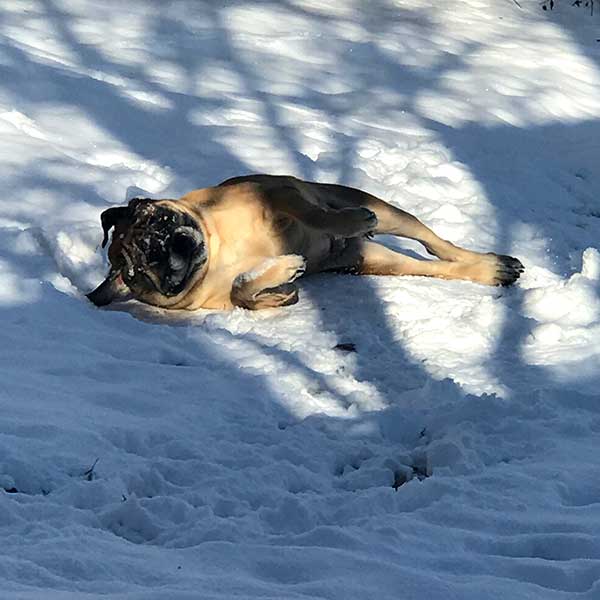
left=83, top=458, right=100, bottom=481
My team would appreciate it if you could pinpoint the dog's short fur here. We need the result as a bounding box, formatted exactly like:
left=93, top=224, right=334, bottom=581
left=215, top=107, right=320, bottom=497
left=87, top=174, right=524, bottom=310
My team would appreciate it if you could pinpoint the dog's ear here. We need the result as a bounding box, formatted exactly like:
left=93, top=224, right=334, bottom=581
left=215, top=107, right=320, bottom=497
left=99, top=198, right=159, bottom=248
left=128, top=197, right=159, bottom=211
left=100, top=206, right=131, bottom=248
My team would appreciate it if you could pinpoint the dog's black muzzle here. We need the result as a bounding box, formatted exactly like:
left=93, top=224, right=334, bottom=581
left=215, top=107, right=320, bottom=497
left=87, top=199, right=207, bottom=306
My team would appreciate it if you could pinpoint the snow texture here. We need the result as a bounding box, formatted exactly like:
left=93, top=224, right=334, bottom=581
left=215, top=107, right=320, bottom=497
left=1, top=0, right=600, bottom=598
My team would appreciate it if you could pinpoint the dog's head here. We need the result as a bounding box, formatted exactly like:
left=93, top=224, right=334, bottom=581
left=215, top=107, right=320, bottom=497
left=87, top=198, right=208, bottom=307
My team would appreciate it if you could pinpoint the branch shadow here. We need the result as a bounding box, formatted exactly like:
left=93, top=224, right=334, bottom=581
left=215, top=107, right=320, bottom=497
left=431, top=117, right=600, bottom=394
left=273, top=0, right=600, bottom=400
left=6, top=0, right=469, bottom=418
left=1, top=0, right=252, bottom=193
left=0, top=1, right=419, bottom=469
left=3, top=0, right=597, bottom=455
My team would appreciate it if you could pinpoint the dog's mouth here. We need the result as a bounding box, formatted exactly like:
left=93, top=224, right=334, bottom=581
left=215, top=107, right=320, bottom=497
left=87, top=200, right=208, bottom=306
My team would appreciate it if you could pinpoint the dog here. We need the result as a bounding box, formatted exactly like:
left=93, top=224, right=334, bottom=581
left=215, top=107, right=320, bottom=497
left=86, top=174, right=524, bottom=310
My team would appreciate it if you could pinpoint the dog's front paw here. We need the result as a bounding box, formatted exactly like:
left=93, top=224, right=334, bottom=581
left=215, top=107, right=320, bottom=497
left=337, top=207, right=378, bottom=237
left=281, top=254, right=307, bottom=283
left=254, top=283, right=299, bottom=308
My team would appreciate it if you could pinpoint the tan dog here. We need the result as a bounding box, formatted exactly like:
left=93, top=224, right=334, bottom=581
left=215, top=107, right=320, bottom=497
left=87, top=174, right=524, bottom=310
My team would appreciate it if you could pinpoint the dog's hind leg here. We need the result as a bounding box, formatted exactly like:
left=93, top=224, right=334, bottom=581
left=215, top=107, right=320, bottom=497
left=312, top=183, right=524, bottom=279
left=362, top=203, right=524, bottom=281
left=357, top=241, right=523, bottom=286
left=230, top=255, right=306, bottom=309
left=313, top=183, right=484, bottom=261
left=262, top=183, right=379, bottom=238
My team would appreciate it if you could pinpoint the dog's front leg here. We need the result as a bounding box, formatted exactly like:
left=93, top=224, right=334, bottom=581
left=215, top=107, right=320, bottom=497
left=230, top=255, right=306, bottom=310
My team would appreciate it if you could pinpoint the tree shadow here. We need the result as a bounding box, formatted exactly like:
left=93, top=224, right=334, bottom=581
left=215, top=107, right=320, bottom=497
left=428, top=116, right=600, bottom=391
left=265, top=0, right=600, bottom=399
left=3, top=1, right=600, bottom=596
left=2, top=0, right=599, bottom=480
left=0, top=0, right=472, bottom=420
left=1, top=0, right=251, bottom=193
left=0, top=1, right=386, bottom=460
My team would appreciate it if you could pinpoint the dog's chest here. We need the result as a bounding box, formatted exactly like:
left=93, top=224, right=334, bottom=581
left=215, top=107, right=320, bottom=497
left=210, top=202, right=285, bottom=265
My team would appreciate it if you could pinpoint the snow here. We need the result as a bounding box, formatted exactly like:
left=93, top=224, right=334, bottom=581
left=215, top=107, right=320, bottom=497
left=1, top=0, right=600, bottom=598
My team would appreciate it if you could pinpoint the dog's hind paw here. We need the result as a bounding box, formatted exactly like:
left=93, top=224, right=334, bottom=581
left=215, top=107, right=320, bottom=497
left=454, top=253, right=524, bottom=287
left=493, top=254, right=525, bottom=286
left=481, top=253, right=524, bottom=286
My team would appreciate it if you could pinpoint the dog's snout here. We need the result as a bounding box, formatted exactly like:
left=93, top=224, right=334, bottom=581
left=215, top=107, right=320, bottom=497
left=86, top=271, right=130, bottom=307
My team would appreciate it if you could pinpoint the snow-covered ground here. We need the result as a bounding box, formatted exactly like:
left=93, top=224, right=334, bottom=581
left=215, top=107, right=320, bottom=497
left=2, top=0, right=600, bottom=597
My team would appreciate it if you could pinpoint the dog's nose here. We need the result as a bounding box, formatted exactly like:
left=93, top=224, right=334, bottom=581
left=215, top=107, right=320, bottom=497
left=86, top=271, right=130, bottom=306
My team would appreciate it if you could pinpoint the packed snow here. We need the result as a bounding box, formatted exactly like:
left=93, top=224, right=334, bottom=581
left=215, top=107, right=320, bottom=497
left=1, top=0, right=600, bottom=598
